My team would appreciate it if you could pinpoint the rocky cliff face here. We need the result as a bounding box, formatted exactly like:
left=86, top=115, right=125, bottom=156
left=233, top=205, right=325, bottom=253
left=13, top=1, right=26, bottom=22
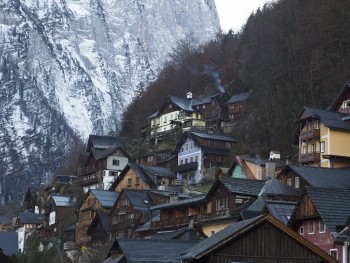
left=0, top=0, right=220, bottom=204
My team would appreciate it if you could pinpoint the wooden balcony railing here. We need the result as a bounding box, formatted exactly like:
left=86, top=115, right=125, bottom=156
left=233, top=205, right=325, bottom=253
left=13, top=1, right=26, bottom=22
left=79, top=170, right=102, bottom=187
left=176, top=162, right=198, bottom=173
left=300, top=129, right=320, bottom=141
left=298, top=152, right=321, bottom=163
left=151, top=215, right=200, bottom=229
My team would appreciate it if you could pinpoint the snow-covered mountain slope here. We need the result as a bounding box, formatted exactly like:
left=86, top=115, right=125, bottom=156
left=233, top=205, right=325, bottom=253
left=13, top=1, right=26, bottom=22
left=0, top=0, right=220, bottom=203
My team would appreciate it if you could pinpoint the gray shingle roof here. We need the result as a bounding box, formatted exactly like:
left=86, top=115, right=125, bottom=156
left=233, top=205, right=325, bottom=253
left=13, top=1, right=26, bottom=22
left=191, top=132, right=237, bottom=142
left=287, top=165, right=350, bottom=188
left=180, top=215, right=263, bottom=260
left=265, top=200, right=297, bottom=225
left=259, top=179, right=300, bottom=197
left=52, top=195, right=75, bottom=207
left=88, top=135, right=124, bottom=150
left=305, top=187, right=350, bottom=231
left=151, top=195, right=206, bottom=210
left=123, top=189, right=152, bottom=211
left=19, top=211, right=44, bottom=224
left=169, top=96, right=195, bottom=112
left=87, top=211, right=110, bottom=234
left=226, top=90, right=251, bottom=104
left=90, top=190, right=119, bottom=208
left=299, top=107, right=350, bottom=131
left=0, top=232, right=18, bottom=256
left=219, top=177, right=267, bottom=196
left=116, top=238, right=198, bottom=262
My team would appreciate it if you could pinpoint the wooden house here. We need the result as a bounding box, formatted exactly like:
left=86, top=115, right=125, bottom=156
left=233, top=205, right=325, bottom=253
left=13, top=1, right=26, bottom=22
left=76, top=189, right=119, bottom=246
left=110, top=188, right=152, bottom=239
left=277, top=165, right=350, bottom=193
left=176, top=131, right=237, bottom=185
left=109, top=163, right=177, bottom=193
left=180, top=214, right=338, bottom=263
left=289, top=187, right=350, bottom=263
left=226, top=90, right=251, bottom=118
left=133, top=150, right=178, bottom=173
left=86, top=211, right=111, bottom=247
left=79, top=135, right=129, bottom=192
left=46, top=195, right=75, bottom=238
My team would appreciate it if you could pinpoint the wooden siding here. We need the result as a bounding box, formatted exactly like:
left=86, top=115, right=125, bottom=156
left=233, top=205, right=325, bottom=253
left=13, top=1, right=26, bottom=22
left=205, top=221, right=333, bottom=263
left=113, top=169, right=151, bottom=192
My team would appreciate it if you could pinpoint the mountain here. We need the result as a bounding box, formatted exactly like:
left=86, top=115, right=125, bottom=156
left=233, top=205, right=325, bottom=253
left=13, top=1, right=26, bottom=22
left=0, top=0, right=220, bottom=204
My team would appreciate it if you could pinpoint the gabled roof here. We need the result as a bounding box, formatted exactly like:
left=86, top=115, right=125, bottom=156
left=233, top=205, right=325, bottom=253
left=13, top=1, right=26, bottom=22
left=0, top=232, right=18, bottom=256
left=295, top=106, right=350, bottom=131
left=19, top=211, right=44, bottom=224
left=87, top=135, right=125, bottom=151
left=168, top=96, right=195, bottom=112
left=226, top=90, right=252, bottom=104
left=265, top=200, right=297, bottom=225
left=217, top=177, right=267, bottom=196
left=87, top=211, right=110, bottom=235
left=113, top=238, right=198, bottom=263
left=109, top=163, right=176, bottom=190
left=190, top=131, right=237, bottom=143
left=280, top=165, right=350, bottom=188
left=303, top=187, right=350, bottom=231
left=121, top=189, right=152, bottom=211
left=180, top=214, right=338, bottom=262
left=91, top=145, right=128, bottom=161
left=150, top=194, right=206, bottom=210
left=259, top=178, right=300, bottom=197
left=328, top=81, right=350, bottom=111
left=90, top=190, right=119, bottom=208
left=52, top=195, right=75, bottom=207
left=191, top=92, right=226, bottom=106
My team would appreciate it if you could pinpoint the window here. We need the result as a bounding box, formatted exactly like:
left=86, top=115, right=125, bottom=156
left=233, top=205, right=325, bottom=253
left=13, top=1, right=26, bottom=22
left=216, top=199, right=221, bottom=211
left=190, top=157, right=193, bottom=162
left=186, top=143, right=188, bottom=151
left=314, top=120, right=320, bottom=129
left=302, top=145, right=307, bottom=154
left=320, top=141, right=325, bottom=153
left=299, top=226, right=304, bottom=235
left=308, top=221, right=314, bottom=234
left=127, top=178, right=132, bottom=187
left=195, top=156, right=198, bottom=162
left=330, top=249, right=338, bottom=259
left=222, top=197, right=228, bottom=208
left=308, top=122, right=313, bottom=130
left=169, top=104, right=172, bottom=109
left=287, top=178, right=292, bottom=186
left=312, top=143, right=316, bottom=153
left=319, top=220, right=326, bottom=233
left=210, top=230, right=216, bottom=236
left=295, top=177, right=300, bottom=189
left=180, top=160, right=183, bottom=165
left=112, top=159, right=120, bottom=166
left=136, top=176, right=140, bottom=186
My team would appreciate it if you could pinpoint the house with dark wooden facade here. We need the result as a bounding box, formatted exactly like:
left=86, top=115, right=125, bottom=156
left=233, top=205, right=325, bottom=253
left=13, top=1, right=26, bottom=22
left=277, top=165, right=350, bottom=193
left=180, top=214, right=338, bottom=263
left=109, top=163, right=177, bottom=193
left=110, top=188, right=153, bottom=239
left=76, top=189, right=119, bottom=246
left=79, top=135, right=129, bottom=192
left=289, top=186, right=350, bottom=263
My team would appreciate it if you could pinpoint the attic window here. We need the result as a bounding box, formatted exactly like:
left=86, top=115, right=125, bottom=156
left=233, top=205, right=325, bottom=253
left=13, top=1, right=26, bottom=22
left=113, top=159, right=120, bottom=166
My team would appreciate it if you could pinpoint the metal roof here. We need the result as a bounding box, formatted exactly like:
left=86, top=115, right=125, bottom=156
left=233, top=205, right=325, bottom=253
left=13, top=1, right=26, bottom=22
left=52, top=195, right=75, bottom=207
left=88, top=135, right=125, bottom=150
left=151, top=195, right=206, bottom=210
left=265, top=200, right=297, bottom=225
left=123, top=189, right=152, bottom=211
left=191, top=131, right=238, bottom=142
left=219, top=177, right=267, bottom=196
left=90, top=190, right=119, bottom=208
left=0, top=232, right=18, bottom=256
left=19, top=211, right=44, bottom=224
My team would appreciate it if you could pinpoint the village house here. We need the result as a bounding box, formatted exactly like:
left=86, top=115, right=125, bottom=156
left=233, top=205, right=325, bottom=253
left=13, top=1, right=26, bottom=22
left=293, top=82, right=350, bottom=168
left=109, top=163, right=177, bottom=193
left=289, top=187, right=350, bottom=263
left=79, top=135, right=129, bottom=192
left=176, top=131, right=237, bottom=185
left=132, top=149, right=178, bottom=173
left=180, top=214, right=338, bottom=263
left=76, top=189, right=119, bottom=246
left=46, top=195, right=75, bottom=238
left=109, top=188, right=153, bottom=239
left=277, top=164, right=350, bottom=193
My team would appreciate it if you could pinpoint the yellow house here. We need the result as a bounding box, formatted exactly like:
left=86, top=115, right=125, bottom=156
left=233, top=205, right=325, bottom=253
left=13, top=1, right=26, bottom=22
left=293, top=82, right=350, bottom=168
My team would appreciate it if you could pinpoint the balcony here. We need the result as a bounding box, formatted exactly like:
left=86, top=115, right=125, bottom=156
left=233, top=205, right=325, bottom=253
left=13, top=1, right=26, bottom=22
left=300, top=129, right=320, bottom=141
left=79, top=171, right=102, bottom=187
left=151, top=214, right=200, bottom=229
left=298, top=152, right=321, bottom=164
left=176, top=162, right=198, bottom=173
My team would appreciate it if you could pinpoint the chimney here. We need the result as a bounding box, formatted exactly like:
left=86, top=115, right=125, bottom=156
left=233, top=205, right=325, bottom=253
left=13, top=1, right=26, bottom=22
left=265, top=161, right=276, bottom=179
left=186, top=92, right=193, bottom=99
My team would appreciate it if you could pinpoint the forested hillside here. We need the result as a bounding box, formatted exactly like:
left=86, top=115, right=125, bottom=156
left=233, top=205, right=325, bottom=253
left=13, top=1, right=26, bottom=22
left=120, top=0, right=350, bottom=158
